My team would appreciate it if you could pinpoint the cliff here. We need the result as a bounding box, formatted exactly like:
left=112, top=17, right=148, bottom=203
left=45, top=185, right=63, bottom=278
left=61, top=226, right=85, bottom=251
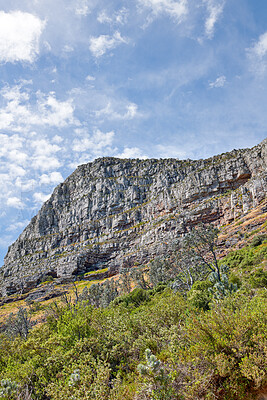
left=1, top=139, right=266, bottom=297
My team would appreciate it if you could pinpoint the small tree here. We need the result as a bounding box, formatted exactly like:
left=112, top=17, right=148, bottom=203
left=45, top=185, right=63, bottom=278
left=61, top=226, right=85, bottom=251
left=119, top=267, right=132, bottom=294
left=183, top=223, right=222, bottom=281
left=6, top=307, right=32, bottom=339
left=100, top=279, right=119, bottom=308
left=130, top=266, right=151, bottom=290
left=149, top=258, right=174, bottom=287
left=137, top=349, right=174, bottom=400
left=171, top=248, right=207, bottom=292
left=86, top=283, right=104, bottom=308
left=172, top=223, right=237, bottom=298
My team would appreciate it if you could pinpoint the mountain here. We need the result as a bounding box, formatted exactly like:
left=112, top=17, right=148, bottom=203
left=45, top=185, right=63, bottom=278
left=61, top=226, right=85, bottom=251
left=0, top=139, right=266, bottom=297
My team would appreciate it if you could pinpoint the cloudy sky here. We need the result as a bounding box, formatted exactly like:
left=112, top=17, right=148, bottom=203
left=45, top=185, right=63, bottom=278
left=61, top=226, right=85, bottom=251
left=0, top=0, right=267, bottom=265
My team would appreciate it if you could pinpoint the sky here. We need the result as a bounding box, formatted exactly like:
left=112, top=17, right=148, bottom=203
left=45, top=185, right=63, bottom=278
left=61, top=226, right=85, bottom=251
left=0, top=0, right=267, bottom=266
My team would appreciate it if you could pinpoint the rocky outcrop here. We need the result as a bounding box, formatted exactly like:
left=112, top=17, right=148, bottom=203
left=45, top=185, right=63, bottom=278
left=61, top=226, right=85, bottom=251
left=0, top=139, right=266, bottom=296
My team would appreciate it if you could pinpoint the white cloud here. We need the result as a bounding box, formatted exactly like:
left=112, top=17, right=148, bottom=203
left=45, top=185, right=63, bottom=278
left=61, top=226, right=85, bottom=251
left=209, top=75, right=226, bottom=88
left=95, top=102, right=138, bottom=120
left=6, top=220, right=30, bottom=232
left=251, top=32, right=267, bottom=58
left=52, top=135, right=64, bottom=143
left=117, top=147, right=148, bottom=159
left=30, top=138, right=62, bottom=171
left=139, top=0, right=188, bottom=23
left=7, top=149, right=28, bottom=165
left=63, top=45, right=74, bottom=53
left=31, top=139, right=61, bottom=156
left=155, top=144, right=188, bottom=158
left=0, top=83, right=77, bottom=131
left=32, top=156, right=61, bottom=171
left=7, top=197, right=25, bottom=209
left=203, top=0, right=225, bottom=39
left=73, top=129, right=115, bottom=152
left=0, top=11, right=45, bottom=63
left=8, top=165, right=26, bottom=177
left=86, top=75, right=96, bottom=81
left=75, top=0, right=91, bottom=16
left=15, top=178, right=37, bottom=191
left=35, top=92, right=77, bottom=128
left=0, top=133, right=24, bottom=157
left=247, top=31, right=267, bottom=75
left=97, top=8, right=128, bottom=25
left=0, top=111, right=13, bottom=129
left=40, top=172, right=64, bottom=185
left=33, top=192, right=51, bottom=204
left=89, top=31, right=128, bottom=58
left=124, top=103, right=138, bottom=119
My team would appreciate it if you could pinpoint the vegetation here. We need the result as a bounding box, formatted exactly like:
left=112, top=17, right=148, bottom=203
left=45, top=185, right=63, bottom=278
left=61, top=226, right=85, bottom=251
left=0, top=227, right=266, bottom=399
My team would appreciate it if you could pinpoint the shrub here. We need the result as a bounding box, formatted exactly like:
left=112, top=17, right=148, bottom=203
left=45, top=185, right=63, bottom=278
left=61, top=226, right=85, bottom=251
left=251, top=235, right=267, bottom=248
left=0, top=379, right=17, bottom=399
left=248, top=269, right=267, bottom=288
left=187, top=280, right=212, bottom=310
left=175, top=293, right=267, bottom=399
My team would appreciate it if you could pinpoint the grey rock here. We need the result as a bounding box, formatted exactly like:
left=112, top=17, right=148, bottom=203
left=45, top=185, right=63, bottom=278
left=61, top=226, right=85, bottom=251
left=0, top=139, right=266, bottom=296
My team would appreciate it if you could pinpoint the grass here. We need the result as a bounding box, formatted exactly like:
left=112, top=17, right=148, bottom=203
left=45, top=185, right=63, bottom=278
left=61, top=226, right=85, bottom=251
left=84, top=267, right=108, bottom=277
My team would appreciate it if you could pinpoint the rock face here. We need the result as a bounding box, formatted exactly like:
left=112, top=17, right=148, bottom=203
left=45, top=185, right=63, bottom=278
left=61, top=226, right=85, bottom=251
left=1, top=139, right=266, bottom=296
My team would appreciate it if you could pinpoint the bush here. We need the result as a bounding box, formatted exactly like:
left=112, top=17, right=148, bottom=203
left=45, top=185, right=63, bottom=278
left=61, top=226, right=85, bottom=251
left=248, top=269, right=267, bottom=288
left=113, top=287, right=150, bottom=307
left=175, top=293, right=267, bottom=399
left=187, top=280, right=212, bottom=310
left=251, top=235, right=267, bottom=248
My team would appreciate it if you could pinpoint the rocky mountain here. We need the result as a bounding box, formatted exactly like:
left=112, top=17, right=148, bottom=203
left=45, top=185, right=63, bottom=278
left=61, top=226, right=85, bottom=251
left=1, top=139, right=266, bottom=297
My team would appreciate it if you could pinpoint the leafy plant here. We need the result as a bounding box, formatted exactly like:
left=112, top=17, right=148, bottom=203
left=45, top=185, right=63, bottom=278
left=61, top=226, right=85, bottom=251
left=0, top=379, right=17, bottom=399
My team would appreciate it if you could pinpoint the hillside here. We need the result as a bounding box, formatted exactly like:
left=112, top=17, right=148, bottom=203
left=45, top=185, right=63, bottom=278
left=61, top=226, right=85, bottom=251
left=0, top=236, right=266, bottom=400
left=0, top=141, right=266, bottom=400
left=0, top=139, right=266, bottom=298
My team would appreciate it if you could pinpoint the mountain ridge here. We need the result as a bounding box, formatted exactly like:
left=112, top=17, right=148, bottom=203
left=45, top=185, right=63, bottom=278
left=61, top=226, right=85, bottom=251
left=1, top=138, right=266, bottom=297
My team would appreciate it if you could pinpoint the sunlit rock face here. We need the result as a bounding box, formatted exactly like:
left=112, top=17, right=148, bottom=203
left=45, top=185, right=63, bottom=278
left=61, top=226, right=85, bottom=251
left=1, top=139, right=266, bottom=296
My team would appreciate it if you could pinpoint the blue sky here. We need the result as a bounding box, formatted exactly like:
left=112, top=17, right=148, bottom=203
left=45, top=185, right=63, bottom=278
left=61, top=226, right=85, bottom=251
left=0, top=0, right=267, bottom=266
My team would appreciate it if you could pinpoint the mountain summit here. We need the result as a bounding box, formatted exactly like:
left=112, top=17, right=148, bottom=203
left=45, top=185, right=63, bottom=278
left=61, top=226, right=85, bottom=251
left=1, top=139, right=266, bottom=297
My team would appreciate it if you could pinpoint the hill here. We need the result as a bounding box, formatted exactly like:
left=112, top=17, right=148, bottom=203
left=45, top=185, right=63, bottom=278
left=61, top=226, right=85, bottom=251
left=0, top=139, right=266, bottom=297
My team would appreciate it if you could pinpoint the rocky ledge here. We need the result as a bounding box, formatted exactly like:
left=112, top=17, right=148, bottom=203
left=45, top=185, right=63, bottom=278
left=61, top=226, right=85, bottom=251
left=0, top=139, right=266, bottom=297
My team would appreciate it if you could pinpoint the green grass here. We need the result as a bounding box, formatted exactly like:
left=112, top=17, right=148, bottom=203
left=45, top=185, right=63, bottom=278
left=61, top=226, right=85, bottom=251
left=84, top=267, right=108, bottom=276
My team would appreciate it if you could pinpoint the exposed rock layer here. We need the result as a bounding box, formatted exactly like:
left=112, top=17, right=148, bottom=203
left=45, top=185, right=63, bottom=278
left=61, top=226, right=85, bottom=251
left=1, top=139, right=266, bottom=296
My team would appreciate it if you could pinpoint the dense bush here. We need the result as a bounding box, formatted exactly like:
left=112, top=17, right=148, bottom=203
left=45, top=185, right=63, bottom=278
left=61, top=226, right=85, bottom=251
left=250, top=234, right=267, bottom=248
left=222, top=243, right=267, bottom=271
left=0, top=235, right=266, bottom=399
left=0, top=286, right=266, bottom=400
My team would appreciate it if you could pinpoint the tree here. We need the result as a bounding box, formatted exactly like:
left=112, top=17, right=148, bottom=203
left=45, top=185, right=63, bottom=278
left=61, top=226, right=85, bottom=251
left=79, top=283, right=103, bottom=308
left=130, top=266, right=150, bottom=290
left=100, top=279, right=119, bottom=308
left=172, top=223, right=233, bottom=294
left=6, top=307, right=32, bottom=339
left=119, top=267, right=132, bottom=294
left=171, top=248, right=206, bottom=292
left=181, top=223, right=222, bottom=281
left=149, top=258, right=174, bottom=287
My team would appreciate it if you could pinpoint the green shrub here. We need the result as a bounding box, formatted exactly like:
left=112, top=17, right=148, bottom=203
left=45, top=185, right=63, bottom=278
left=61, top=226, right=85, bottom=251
left=251, top=235, right=267, bottom=248
left=187, top=280, right=213, bottom=310
left=175, top=293, right=267, bottom=399
left=248, top=269, right=267, bottom=288
left=113, top=287, right=150, bottom=307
